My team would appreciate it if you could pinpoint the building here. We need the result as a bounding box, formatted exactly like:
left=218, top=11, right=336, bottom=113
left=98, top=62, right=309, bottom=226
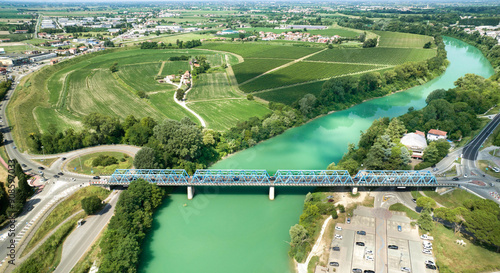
left=427, top=129, right=447, bottom=141
left=50, top=59, right=58, bottom=65
left=29, top=53, right=57, bottom=63
left=400, top=132, right=428, bottom=159
left=0, top=48, right=4, bottom=55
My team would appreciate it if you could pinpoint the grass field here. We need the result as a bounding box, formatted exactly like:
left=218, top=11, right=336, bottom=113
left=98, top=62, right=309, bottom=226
left=235, top=26, right=360, bottom=38
left=186, top=71, right=271, bottom=131
left=422, top=188, right=481, bottom=208
left=255, top=80, right=326, bottom=105
left=8, top=49, right=211, bottom=151
left=306, top=47, right=436, bottom=65
left=432, top=223, right=500, bottom=273
left=66, top=152, right=132, bottom=175
left=188, top=73, right=239, bottom=101
left=388, top=203, right=419, bottom=220
left=232, top=58, right=290, bottom=84
left=374, top=31, right=434, bottom=48
left=160, top=61, right=191, bottom=76
left=188, top=99, right=271, bottom=131
left=199, top=43, right=322, bottom=59
left=240, top=62, right=381, bottom=92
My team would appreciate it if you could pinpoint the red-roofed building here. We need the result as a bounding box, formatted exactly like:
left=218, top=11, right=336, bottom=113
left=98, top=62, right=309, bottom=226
left=427, top=129, right=447, bottom=141
left=415, top=130, right=425, bottom=137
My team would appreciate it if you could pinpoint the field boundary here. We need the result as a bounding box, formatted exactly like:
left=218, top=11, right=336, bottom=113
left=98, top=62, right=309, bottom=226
left=238, top=48, right=328, bottom=86
left=303, top=60, right=389, bottom=66
left=157, top=61, right=166, bottom=76
left=252, top=65, right=392, bottom=94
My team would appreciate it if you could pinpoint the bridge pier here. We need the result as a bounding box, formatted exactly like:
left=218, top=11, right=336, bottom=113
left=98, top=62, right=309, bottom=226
left=187, top=186, right=194, bottom=200
left=352, top=187, right=358, bottom=195
left=269, top=186, right=275, bottom=201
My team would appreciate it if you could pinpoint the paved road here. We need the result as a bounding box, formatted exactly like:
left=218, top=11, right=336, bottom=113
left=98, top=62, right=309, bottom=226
left=54, top=191, right=121, bottom=273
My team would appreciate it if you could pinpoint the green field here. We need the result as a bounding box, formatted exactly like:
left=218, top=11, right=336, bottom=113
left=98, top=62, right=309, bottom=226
left=306, top=47, right=437, bottom=65
left=374, top=31, right=434, bottom=48
left=255, top=80, right=327, bottom=105
left=188, top=99, right=271, bottom=131
left=232, top=58, right=290, bottom=84
left=8, top=49, right=211, bottom=151
left=66, top=152, right=132, bottom=175
left=236, top=26, right=360, bottom=38
left=199, top=43, right=322, bottom=59
left=160, top=61, right=191, bottom=76
left=186, top=72, right=271, bottom=131
left=188, top=73, right=239, bottom=101
left=240, top=62, right=381, bottom=92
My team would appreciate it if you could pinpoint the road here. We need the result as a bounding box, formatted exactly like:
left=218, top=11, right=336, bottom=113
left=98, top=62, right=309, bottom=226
left=54, top=191, right=121, bottom=273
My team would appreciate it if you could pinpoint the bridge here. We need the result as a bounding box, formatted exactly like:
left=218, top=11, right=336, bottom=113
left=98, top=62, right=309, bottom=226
left=96, top=169, right=440, bottom=200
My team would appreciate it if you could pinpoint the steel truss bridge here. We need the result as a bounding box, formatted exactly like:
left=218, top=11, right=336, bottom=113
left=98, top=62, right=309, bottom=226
left=102, top=169, right=437, bottom=187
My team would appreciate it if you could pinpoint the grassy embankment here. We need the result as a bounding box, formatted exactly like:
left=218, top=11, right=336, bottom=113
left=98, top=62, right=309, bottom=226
left=22, top=186, right=110, bottom=257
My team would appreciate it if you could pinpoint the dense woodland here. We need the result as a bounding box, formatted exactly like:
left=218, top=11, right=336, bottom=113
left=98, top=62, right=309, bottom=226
left=0, top=160, right=34, bottom=224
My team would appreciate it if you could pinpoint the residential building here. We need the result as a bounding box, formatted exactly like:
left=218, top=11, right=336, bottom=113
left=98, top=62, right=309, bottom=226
left=400, top=132, right=428, bottom=159
left=427, top=129, right=447, bottom=141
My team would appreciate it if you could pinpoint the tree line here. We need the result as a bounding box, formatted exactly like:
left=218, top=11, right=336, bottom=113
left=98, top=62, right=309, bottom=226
left=99, top=179, right=165, bottom=272
left=0, top=160, right=33, bottom=224
left=140, top=39, right=202, bottom=50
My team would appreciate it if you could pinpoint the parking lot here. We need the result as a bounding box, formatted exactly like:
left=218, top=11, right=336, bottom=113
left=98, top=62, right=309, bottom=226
left=328, top=207, right=438, bottom=273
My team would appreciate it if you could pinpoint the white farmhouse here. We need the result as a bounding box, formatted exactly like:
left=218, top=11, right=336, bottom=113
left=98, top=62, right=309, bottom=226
left=427, top=129, right=447, bottom=141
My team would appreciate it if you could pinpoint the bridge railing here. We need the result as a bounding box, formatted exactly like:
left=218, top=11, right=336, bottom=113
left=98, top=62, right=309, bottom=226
left=353, top=170, right=437, bottom=185
left=108, top=169, right=189, bottom=184
left=274, top=170, right=352, bottom=185
left=191, top=169, right=271, bottom=185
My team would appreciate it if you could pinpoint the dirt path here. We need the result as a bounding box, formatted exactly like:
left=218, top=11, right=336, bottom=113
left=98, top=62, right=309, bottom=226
left=297, top=216, right=332, bottom=273
left=167, top=70, right=207, bottom=127
left=157, top=61, right=166, bottom=76
left=238, top=48, right=329, bottom=86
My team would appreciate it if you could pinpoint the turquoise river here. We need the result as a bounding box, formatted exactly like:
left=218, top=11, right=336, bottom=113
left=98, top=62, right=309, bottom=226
left=139, top=37, right=494, bottom=273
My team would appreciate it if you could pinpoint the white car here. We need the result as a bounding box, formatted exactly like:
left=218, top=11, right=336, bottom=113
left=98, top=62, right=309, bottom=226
left=365, top=255, right=374, bottom=261
left=422, top=249, right=432, bottom=255
left=335, top=234, right=342, bottom=240
left=335, top=226, right=342, bottom=231
left=424, top=245, right=433, bottom=250
left=421, top=234, right=434, bottom=240
left=425, top=260, right=435, bottom=266
left=401, top=267, right=411, bottom=272
left=365, top=250, right=373, bottom=255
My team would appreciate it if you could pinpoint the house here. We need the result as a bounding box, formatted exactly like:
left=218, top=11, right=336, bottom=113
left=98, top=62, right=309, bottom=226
left=50, top=59, right=59, bottom=65
left=69, top=48, right=77, bottom=55
left=427, top=129, right=447, bottom=141
left=0, top=48, right=4, bottom=55
left=400, top=132, right=428, bottom=159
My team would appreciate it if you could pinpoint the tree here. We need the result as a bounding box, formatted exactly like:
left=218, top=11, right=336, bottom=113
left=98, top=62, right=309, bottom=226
left=82, top=195, right=102, bottom=214
left=416, top=196, right=436, bottom=210
left=289, top=224, right=308, bottom=247
left=423, top=41, right=432, bottom=48
left=422, top=143, right=440, bottom=164
left=418, top=207, right=434, bottom=232
left=385, top=117, right=406, bottom=142
left=104, top=40, right=115, bottom=47
left=298, top=94, right=317, bottom=116
left=362, top=38, right=377, bottom=48
left=331, top=208, right=338, bottom=219
left=134, top=147, right=157, bottom=169
left=238, top=33, right=245, bottom=39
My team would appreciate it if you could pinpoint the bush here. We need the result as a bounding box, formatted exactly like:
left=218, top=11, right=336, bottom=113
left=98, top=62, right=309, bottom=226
left=92, top=155, right=118, bottom=167
left=81, top=195, right=102, bottom=215
left=137, top=90, right=146, bottom=98
left=247, top=94, right=254, bottom=100
left=331, top=208, right=338, bottom=219
left=337, top=204, right=345, bottom=213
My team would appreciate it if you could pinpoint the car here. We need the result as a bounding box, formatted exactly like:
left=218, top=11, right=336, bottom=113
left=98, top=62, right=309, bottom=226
left=352, top=269, right=362, bottom=273
left=452, top=177, right=459, bottom=181
left=335, top=234, right=342, bottom=240
left=422, top=249, right=432, bottom=255
left=21, top=164, right=27, bottom=168
left=356, top=242, right=365, bottom=246
left=58, top=172, right=64, bottom=176
left=93, top=176, right=100, bottom=179
left=401, top=267, right=411, bottom=272
left=347, top=217, right=351, bottom=224
left=365, top=255, right=374, bottom=261
left=38, top=166, right=45, bottom=170
left=53, top=175, right=59, bottom=178
left=365, top=250, right=373, bottom=255
left=233, top=177, right=240, bottom=181
left=38, top=170, right=43, bottom=175
left=496, top=179, right=500, bottom=182
left=425, top=260, right=435, bottom=266
left=412, top=198, right=416, bottom=203
left=335, top=226, right=342, bottom=231
left=388, top=245, right=398, bottom=250
left=357, top=230, right=366, bottom=235
left=62, top=157, right=67, bottom=161
left=332, top=246, right=340, bottom=251
left=13, top=146, right=16, bottom=149
left=396, top=225, right=402, bottom=232
left=426, top=264, right=437, bottom=270
left=329, top=262, right=339, bottom=267
left=423, top=245, right=433, bottom=250
left=364, top=270, right=375, bottom=273
left=433, top=167, right=438, bottom=171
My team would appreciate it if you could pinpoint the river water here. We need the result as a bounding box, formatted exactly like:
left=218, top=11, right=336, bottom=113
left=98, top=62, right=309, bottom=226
left=139, top=37, right=494, bottom=273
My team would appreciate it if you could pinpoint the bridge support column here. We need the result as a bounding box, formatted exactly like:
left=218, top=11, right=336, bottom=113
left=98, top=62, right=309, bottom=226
left=187, top=186, right=194, bottom=200
left=352, top=187, right=358, bottom=195
left=269, top=186, right=275, bottom=201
